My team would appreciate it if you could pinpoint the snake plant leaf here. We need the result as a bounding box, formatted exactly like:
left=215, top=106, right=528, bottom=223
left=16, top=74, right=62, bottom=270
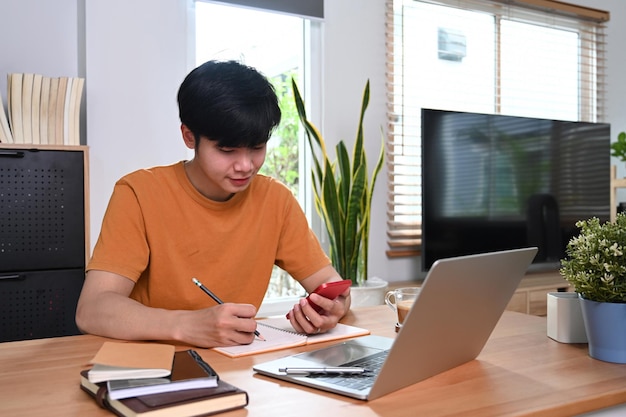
left=292, top=78, right=384, bottom=286
left=353, top=80, right=370, bottom=176
left=292, top=79, right=326, bottom=184
left=336, top=141, right=352, bottom=212
left=321, top=158, right=343, bottom=243
left=360, top=132, right=386, bottom=281
left=344, top=163, right=367, bottom=281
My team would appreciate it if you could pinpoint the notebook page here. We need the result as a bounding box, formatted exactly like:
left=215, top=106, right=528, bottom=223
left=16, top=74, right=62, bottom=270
left=258, top=317, right=371, bottom=345
left=212, top=322, right=307, bottom=358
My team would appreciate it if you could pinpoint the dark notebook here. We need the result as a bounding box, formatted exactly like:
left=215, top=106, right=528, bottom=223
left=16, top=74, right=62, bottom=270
left=80, top=350, right=248, bottom=417
left=107, top=349, right=218, bottom=400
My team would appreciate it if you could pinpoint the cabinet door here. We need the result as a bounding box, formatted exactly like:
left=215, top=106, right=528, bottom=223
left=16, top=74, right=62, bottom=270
left=0, top=268, right=83, bottom=342
left=0, top=148, right=85, bottom=271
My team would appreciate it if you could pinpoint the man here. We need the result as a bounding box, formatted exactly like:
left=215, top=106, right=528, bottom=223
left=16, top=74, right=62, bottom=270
left=76, top=60, right=350, bottom=348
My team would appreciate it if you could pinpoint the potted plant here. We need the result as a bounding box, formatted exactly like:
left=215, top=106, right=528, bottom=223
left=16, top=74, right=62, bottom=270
left=291, top=79, right=386, bottom=305
left=560, top=213, right=626, bottom=363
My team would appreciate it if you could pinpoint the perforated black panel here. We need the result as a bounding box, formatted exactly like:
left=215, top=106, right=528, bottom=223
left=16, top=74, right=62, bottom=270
left=0, top=148, right=85, bottom=271
left=0, top=269, right=82, bottom=342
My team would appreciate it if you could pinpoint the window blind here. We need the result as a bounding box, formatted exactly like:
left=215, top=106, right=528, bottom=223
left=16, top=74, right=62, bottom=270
left=385, top=0, right=609, bottom=257
left=203, top=0, right=323, bottom=20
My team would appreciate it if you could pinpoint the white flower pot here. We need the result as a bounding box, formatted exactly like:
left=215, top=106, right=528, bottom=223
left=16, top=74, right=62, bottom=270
left=350, top=277, right=389, bottom=307
left=546, top=292, right=587, bottom=343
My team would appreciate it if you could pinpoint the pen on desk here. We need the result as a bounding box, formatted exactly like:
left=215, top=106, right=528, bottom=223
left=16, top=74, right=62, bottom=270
left=278, top=367, right=368, bottom=375
left=192, top=277, right=266, bottom=341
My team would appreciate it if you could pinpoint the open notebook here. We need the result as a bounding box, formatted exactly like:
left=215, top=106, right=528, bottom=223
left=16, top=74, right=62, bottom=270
left=213, top=317, right=370, bottom=358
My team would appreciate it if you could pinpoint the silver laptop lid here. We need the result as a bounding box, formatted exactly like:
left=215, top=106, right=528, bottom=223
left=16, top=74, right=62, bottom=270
left=368, top=247, right=537, bottom=399
left=254, top=247, right=538, bottom=400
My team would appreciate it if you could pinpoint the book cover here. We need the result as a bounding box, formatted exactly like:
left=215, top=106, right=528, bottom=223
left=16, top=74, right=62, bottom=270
left=107, top=350, right=218, bottom=400
left=213, top=318, right=370, bottom=358
left=88, top=342, right=175, bottom=383
left=80, top=370, right=248, bottom=417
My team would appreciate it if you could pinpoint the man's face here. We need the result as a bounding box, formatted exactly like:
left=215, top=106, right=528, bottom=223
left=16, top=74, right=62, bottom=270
left=183, top=128, right=267, bottom=201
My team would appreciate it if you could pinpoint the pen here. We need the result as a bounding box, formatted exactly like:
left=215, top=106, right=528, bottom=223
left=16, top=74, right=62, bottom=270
left=192, top=277, right=266, bottom=341
left=278, top=367, right=368, bottom=375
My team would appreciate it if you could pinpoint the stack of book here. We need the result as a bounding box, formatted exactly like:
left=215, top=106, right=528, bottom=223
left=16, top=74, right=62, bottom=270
left=81, top=342, right=248, bottom=417
left=0, top=72, right=85, bottom=146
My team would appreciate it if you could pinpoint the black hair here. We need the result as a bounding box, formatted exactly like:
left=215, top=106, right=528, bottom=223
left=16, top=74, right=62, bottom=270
left=177, top=60, right=281, bottom=148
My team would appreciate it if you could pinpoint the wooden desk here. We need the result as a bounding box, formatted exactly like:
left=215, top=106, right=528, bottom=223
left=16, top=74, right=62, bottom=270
left=1, top=306, right=625, bottom=417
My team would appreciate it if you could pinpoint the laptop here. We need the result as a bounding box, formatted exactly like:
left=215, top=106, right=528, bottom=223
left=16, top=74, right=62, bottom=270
left=253, top=247, right=538, bottom=400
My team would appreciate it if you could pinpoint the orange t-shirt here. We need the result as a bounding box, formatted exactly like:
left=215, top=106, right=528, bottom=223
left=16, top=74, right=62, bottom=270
left=87, top=162, right=330, bottom=310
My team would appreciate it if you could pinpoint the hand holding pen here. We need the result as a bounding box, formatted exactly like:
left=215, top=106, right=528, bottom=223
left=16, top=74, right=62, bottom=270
left=192, top=277, right=266, bottom=341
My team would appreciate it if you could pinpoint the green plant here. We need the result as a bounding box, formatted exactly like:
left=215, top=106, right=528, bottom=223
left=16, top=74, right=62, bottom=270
left=292, top=79, right=384, bottom=286
left=610, top=131, right=626, bottom=162
left=261, top=71, right=300, bottom=195
left=560, top=213, right=626, bottom=303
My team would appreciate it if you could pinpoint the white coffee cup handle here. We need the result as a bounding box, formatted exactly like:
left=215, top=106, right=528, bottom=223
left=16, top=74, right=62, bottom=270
left=385, top=291, right=397, bottom=311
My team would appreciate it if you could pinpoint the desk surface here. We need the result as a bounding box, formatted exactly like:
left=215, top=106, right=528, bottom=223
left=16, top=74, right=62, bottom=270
left=1, top=306, right=625, bottom=417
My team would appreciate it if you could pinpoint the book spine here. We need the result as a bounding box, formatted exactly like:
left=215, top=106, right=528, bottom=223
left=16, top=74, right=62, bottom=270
left=187, top=350, right=219, bottom=379
left=30, top=73, right=43, bottom=145
left=8, top=73, right=24, bottom=143
left=55, top=76, right=68, bottom=145
left=20, top=73, right=34, bottom=144
left=39, top=76, right=51, bottom=145
left=47, top=77, right=59, bottom=144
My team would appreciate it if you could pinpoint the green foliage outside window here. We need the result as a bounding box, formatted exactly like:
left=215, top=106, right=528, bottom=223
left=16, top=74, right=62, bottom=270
left=261, top=70, right=304, bottom=299
left=260, top=70, right=300, bottom=196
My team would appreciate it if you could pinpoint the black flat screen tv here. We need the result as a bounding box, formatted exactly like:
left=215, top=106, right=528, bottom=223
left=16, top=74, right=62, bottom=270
left=421, top=108, right=611, bottom=271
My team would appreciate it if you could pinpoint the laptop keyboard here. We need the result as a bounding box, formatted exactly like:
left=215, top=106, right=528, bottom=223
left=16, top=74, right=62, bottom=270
left=306, top=350, right=389, bottom=391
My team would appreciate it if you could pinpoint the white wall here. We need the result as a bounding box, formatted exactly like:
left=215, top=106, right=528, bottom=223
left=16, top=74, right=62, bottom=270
left=84, top=0, right=190, bottom=252
left=1, top=0, right=625, bottom=284
left=0, top=0, right=80, bottom=97
left=322, top=0, right=421, bottom=281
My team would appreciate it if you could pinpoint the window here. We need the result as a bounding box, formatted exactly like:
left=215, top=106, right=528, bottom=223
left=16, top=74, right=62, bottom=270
left=195, top=1, right=321, bottom=314
left=385, top=0, right=609, bottom=257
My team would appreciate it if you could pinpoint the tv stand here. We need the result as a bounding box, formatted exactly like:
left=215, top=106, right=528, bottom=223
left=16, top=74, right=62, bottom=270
left=389, top=270, right=570, bottom=317
left=506, top=271, right=570, bottom=316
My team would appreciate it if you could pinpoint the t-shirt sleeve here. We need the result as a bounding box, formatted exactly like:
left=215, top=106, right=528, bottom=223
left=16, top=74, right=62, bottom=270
left=273, top=189, right=331, bottom=281
left=87, top=180, right=150, bottom=282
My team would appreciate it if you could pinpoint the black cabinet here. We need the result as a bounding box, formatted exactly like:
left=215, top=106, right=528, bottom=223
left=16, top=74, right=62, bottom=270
left=0, top=146, right=88, bottom=342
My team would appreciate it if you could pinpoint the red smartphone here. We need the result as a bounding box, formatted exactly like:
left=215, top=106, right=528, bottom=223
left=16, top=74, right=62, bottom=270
left=306, top=279, right=352, bottom=314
